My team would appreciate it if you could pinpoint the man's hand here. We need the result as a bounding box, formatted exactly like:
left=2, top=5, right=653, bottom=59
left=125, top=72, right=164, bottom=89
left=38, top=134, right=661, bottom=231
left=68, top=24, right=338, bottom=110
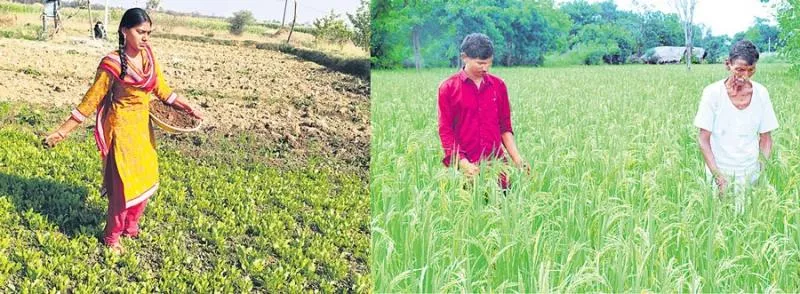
left=513, top=158, right=531, bottom=175
left=715, top=174, right=729, bottom=197
left=459, top=158, right=479, bottom=178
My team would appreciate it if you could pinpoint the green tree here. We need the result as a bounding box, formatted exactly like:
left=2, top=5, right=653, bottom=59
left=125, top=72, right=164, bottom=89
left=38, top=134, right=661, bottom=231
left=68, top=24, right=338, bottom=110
left=672, top=0, right=698, bottom=70
left=229, top=10, right=254, bottom=36
left=347, top=0, right=370, bottom=51
left=639, top=11, right=683, bottom=48
left=747, top=17, right=782, bottom=53
left=774, top=0, right=797, bottom=71
left=701, top=31, right=730, bottom=63
left=146, top=0, right=160, bottom=11
left=560, top=0, right=601, bottom=35
left=572, top=23, right=635, bottom=64
left=313, top=10, right=354, bottom=47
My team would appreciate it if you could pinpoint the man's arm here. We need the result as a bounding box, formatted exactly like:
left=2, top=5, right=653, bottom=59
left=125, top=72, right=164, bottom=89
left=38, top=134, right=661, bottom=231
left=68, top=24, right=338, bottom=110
left=438, top=82, right=478, bottom=176
left=497, top=81, right=525, bottom=168
left=501, top=132, right=523, bottom=166
left=699, top=129, right=727, bottom=192
left=758, top=87, right=778, bottom=166
left=759, top=131, right=773, bottom=162
left=438, top=81, right=465, bottom=167
left=698, top=129, right=721, bottom=176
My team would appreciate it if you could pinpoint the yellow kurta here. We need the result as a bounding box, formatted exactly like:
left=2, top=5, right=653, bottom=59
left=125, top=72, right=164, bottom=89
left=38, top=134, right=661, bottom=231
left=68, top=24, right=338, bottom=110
left=72, top=50, right=174, bottom=205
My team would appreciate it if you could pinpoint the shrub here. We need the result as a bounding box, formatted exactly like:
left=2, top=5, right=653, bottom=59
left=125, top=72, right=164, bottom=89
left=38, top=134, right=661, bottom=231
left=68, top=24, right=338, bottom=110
left=229, top=10, right=254, bottom=36
left=312, top=11, right=353, bottom=47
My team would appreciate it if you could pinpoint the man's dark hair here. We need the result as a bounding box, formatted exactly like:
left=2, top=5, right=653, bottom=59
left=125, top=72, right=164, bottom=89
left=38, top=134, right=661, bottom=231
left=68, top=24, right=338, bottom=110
left=460, top=33, right=493, bottom=59
left=729, top=40, right=760, bottom=65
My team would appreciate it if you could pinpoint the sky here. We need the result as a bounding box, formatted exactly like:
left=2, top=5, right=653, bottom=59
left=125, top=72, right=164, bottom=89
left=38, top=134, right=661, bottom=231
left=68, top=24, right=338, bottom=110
left=105, top=0, right=363, bottom=25
left=557, top=0, right=780, bottom=37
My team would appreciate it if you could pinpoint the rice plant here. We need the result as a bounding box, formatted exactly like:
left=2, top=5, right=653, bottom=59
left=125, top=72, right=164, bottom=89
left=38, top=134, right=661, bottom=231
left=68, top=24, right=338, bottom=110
left=371, top=64, right=800, bottom=292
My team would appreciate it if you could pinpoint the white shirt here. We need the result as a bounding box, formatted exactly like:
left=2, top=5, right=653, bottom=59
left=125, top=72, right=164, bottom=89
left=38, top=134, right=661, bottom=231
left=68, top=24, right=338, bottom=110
left=693, top=79, right=779, bottom=174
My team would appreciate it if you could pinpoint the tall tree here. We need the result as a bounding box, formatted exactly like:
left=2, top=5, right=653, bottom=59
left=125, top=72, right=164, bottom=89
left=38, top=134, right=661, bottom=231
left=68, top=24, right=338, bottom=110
left=313, top=10, right=353, bottom=47
left=347, top=0, right=370, bottom=51
left=672, top=0, right=698, bottom=70
left=701, top=30, right=730, bottom=63
left=774, top=0, right=797, bottom=71
left=146, top=0, right=160, bottom=11
left=371, top=0, right=620, bottom=68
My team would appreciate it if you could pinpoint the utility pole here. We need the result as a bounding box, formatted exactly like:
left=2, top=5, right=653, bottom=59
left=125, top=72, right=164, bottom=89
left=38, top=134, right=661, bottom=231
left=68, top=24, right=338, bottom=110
left=281, top=0, right=288, bottom=28
left=104, top=0, right=108, bottom=31
left=88, top=0, right=94, bottom=39
left=287, top=0, right=297, bottom=43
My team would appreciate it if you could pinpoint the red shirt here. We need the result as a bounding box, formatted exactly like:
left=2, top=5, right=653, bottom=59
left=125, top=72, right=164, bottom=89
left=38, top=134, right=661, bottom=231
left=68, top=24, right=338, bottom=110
left=438, top=70, right=513, bottom=167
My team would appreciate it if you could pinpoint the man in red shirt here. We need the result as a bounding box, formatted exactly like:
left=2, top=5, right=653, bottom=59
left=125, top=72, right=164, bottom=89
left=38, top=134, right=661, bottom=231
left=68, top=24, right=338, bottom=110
left=438, top=33, right=527, bottom=190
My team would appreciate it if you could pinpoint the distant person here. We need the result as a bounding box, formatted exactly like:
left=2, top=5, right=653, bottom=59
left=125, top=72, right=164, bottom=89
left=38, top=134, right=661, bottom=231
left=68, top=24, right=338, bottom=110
left=94, top=21, right=107, bottom=39
left=43, top=8, right=202, bottom=254
left=693, top=40, right=778, bottom=213
left=437, top=33, right=528, bottom=191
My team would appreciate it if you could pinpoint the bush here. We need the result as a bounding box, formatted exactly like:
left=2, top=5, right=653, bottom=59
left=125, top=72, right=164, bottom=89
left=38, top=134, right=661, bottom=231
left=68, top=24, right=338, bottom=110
left=759, top=52, right=786, bottom=64
left=626, top=54, right=644, bottom=64
left=543, top=44, right=610, bottom=67
left=641, top=48, right=658, bottom=64
left=585, top=48, right=606, bottom=65
left=229, top=10, right=254, bottom=36
left=312, top=11, right=353, bottom=47
left=679, top=54, right=703, bottom=64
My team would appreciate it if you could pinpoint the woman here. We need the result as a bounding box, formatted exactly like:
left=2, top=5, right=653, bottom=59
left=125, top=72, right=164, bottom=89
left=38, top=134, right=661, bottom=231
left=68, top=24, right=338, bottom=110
left=693, top=40, right=778, bottom=214
left=43, top=8, right=202, bottom=253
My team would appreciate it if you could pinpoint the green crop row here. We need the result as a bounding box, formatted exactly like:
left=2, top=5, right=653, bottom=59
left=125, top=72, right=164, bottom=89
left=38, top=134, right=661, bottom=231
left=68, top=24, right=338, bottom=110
left=0, top=102, right=370, bottom=292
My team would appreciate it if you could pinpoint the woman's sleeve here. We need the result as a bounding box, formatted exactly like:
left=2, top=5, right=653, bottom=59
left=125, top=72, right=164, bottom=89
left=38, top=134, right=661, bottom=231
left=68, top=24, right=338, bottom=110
left=152, top=60, right=177, bottom=105
left=71, top=69, right=112, bottom=123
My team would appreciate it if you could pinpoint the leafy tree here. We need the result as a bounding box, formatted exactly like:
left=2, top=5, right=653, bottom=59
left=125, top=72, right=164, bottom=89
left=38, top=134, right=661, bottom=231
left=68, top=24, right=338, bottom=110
left=313, top=10, right=354, bottom=47
left=773, top=0, right=798, bottom=72
left=701, top=31, right=730, bottom=63
left=672, top=0, right=698, bottom=70
left=746, top=17, right=782, bottom=53
left=228, top=10, right=254, bottom=36
left=146, top=0, right=160, bottom=11
left=560, top=0, right=601, bottom=35
left=347, top=0, right=370, bottom=51
left=370, top=0, right=569, bottom=69
left=572, top=23, right=635, bottom=64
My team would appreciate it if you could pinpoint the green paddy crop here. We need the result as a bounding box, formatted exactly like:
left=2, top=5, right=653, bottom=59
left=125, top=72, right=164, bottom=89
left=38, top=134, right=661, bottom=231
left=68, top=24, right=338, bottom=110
left=371, top=64, right=800, bottom=292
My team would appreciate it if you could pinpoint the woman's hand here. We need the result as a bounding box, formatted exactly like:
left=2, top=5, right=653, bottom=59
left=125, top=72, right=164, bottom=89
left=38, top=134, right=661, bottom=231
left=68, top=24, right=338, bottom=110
left=42, top=130, right=67, bottom=148
left=184, top=104, right=203, bottom=120
left=172, top=95, right=203, bottom=120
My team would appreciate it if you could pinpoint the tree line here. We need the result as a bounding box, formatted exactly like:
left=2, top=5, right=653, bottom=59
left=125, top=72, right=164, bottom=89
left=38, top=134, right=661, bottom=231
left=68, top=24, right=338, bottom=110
left=370, top=0, right=786, bottom=69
